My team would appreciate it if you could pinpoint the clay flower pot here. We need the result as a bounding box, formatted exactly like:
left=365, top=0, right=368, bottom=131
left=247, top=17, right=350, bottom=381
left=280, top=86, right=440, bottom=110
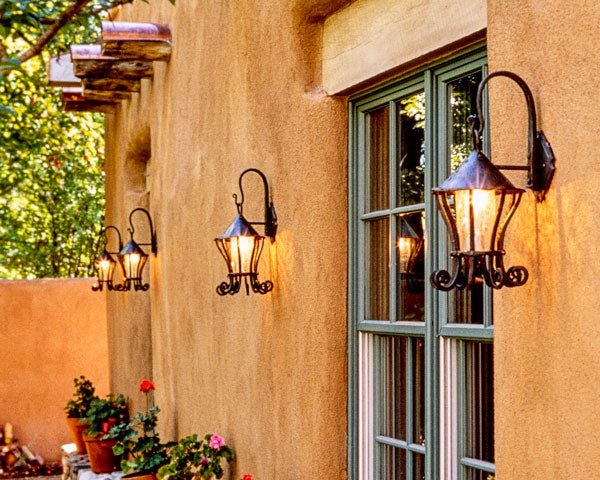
left=66, top=417, right=89, bottom=454
left=83, top=433, right=121, bottom=473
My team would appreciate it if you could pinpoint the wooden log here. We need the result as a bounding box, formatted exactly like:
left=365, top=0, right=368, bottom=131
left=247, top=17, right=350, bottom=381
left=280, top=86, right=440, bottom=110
left=102, top=21, right=172, bottom=61
left=82, top=77, right=141, bottom=93
left=82, top=87, right=131, bottom=102
left=47, top=53, right=81, bottom=87
left=64, top=100, right=116, bottom=114
left=71, top=44, right=153, bottom=79
left=62, top=87, right=116, bottom=113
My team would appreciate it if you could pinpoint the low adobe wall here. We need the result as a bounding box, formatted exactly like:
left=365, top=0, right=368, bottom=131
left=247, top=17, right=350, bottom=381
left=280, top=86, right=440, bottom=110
left=0, top=278, right=109, bottom=462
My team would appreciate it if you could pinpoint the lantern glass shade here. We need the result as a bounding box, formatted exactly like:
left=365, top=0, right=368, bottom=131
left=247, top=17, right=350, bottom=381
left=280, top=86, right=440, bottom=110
left=118, top=239, right=148, bottom=281
left=433, top=151, right=525, bottom=254
left=94, top=249, right=116, bottom=285
left=215, top=214, right=264, bottom=276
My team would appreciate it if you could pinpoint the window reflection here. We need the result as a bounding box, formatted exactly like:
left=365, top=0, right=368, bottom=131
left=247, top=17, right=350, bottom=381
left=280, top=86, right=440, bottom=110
left=397, top=212, right=425, bottom=322
left=398, top=92, right=425, bottom=206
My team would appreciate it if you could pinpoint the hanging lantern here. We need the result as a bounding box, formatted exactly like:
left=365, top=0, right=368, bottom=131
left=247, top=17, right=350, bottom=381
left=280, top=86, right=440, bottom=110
left=430, top=70, right=555, bottom=291
left=91, top=226, right=122, bottom=292
left=397, top=215, right=424, bottom=293
left=117, top=238, right=149, bottom=291
left=215, top=168, right=277, bottom=296
left=114, top=208, right=157, bottom=292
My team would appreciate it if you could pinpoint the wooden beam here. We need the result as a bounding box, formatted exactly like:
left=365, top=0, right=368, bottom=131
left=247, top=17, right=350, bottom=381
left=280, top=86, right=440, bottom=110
left=82, top=86, right=131, bottom=102
left=47, top=53, right=81, bottom=87
left=101, top=21, right=172, bottom=61
left=82, top=77, right=141, bottom=93
left=62, top=88, right=115, bottom=113
left=71, top=44, right=153, bottom=79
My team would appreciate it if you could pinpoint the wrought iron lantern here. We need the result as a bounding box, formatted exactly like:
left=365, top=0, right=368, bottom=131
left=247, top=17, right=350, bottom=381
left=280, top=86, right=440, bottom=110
left=215, top=168, right=277, bottom=296
left=397, top=215, right=424, bottom=293
left=116, top=208, right=157, bottom=292
left=92, top=226, right=122, bottom=292
left=431, top=71, right=555, bottom=291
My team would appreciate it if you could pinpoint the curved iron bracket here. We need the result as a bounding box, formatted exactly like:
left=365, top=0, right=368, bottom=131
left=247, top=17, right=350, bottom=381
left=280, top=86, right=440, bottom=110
left=473, top=70, right=555, bottom=202
left=128, top=207, right=157, bottom=254
left=234, top=168, right=277, bottom=241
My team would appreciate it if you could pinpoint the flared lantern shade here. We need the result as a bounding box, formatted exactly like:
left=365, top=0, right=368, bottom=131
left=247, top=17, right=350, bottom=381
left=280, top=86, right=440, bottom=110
left=92, top=249, right=116, bottom=291
left=117, top=239, right=149, bottom=291
left=215, top=214, right=272, bottom=295
left=431, top=150, right=528, bottom=290
left=433, top=150, right=525, bottom=254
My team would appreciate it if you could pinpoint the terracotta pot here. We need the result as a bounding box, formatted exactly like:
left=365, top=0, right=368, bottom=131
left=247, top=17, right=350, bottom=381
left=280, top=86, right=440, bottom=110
left=83, top=433, right=121, bottom=473
left=66, top=417, right=88, bottom=454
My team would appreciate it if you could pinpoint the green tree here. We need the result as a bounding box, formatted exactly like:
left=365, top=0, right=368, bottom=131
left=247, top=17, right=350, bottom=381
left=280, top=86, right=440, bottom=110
left=0, top=0, right=174, bottom=278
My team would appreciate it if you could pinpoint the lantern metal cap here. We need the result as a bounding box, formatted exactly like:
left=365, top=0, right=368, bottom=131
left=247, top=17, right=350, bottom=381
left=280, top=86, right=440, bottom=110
left=216, top=214, right=261, bottom=240
left=95, top=248, right=114, bottom=262
left=119, top=239, right=147, bottom=256
left=433, top=150, right=525, bottom=193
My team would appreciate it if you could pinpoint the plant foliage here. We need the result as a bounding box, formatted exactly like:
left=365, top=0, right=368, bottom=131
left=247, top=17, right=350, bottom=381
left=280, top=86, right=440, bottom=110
left=84, top=393, right=128, bottom=438
left=65, top=375, right=97, bottom=418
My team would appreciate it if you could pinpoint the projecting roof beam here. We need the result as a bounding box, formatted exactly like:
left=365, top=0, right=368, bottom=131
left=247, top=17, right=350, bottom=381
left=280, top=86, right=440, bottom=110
left=101, top=21, right=172, bottom=61
left=62, top=87, right=115, bottom=113
left=71, top=44, right=153, bottom=79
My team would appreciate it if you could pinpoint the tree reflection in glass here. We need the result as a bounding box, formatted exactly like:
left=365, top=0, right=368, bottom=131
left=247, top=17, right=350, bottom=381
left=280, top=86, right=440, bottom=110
left=398, top=92, right=425, bottom=207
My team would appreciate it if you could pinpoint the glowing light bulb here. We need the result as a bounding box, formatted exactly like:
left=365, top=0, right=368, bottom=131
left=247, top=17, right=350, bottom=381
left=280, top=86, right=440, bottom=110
left=454, top=189, right=496, bottom=251
left=398, top=237, right=417, bottom=273
left=125, top=253, right=141, bottom=278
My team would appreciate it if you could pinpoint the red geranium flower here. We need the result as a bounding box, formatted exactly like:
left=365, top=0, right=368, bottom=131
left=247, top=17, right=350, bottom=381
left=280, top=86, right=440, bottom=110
left=139, top=379, right=155, bottom=392
left=242, top=475, right=253, bottom=480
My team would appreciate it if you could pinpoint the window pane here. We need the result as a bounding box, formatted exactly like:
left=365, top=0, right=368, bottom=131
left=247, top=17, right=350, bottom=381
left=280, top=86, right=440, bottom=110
left=449, top=71, right=482, bottom=172
left=380, top=444, right=406, bottom=480
left=379, top=336, right=407, bottom=441
left=397, top=212, right=425, bottom=322
left=368, top=217, right=390, bottom=320
left=465, top=342, right=494, bottom=463
left=397, top=92, right=425, bottom=206
left=413, top=338, right=425, bottom=446
left=447, top=70, right=485, bottom=324
left=369, top=106, right=390, bottom=212
left=415, top=453, right=425, bottom=480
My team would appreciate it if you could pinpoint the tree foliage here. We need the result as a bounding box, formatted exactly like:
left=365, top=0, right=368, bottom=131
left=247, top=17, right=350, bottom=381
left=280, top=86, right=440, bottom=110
left=0, top=0, right=173, bottom=278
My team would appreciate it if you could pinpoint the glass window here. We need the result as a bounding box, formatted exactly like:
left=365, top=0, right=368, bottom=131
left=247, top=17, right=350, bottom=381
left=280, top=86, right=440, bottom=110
left=349, top=46, right=493, bottom=480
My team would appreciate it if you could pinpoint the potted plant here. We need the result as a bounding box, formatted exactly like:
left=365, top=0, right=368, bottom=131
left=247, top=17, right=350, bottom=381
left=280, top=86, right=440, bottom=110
left=107, top=380, right=173, bottom=480
left=157, top=434, right=234, bottom=480
left=83, top=393, right=128, bottom=473
left=65, top=376, right=97, bottom=453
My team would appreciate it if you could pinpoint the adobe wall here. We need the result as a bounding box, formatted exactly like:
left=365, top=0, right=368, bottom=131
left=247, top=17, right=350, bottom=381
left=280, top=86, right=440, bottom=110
left=488, top=1, right=600, bottom=478
left=105, top=1, right=350, bottom=478
left=0, top=278, right=109, bottom=462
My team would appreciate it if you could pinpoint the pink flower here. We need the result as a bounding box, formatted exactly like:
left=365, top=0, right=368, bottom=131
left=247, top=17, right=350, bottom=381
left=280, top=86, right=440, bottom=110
left=242, top=475, right=253, bottom=480
left=209, top=434, right=225, bottom=449
left=200, top=457, right=209, bottom=466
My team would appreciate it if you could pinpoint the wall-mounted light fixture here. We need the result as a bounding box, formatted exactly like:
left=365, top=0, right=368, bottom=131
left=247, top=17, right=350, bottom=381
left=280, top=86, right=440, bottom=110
left=431, top=71, right=555, bottom=291
left=215, top=168, right=277, bottom=296
left=92, top=226, right=122, bottom=292
left=398, top=215, right=424, bottom=294
left=91, top=207, right=157, bottom=292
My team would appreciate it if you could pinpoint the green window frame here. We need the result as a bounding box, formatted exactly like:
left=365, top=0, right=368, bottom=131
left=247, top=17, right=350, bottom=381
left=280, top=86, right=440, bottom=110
left=348, top=45, right=495, bottom=480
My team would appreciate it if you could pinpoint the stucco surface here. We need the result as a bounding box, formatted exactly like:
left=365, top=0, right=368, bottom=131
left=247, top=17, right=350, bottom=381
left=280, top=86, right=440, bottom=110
left=323, top=0, right=486, bottom=94
left=0, top=278, right=109, bottom=461
left=105, top=1, right=348, bottom=478
left=488, top=1, right=600, bottom=478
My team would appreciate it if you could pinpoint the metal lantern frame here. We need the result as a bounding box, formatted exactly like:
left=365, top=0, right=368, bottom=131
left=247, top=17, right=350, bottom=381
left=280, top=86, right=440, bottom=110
left=398, top=215, right=425, bottom=294
left=215, top=168, right=277, bottom=296
left=91, top=225, right=123, bottom=292
left=431, top=71, right=556, bottom=291
left=116, top=207, right=157, bottom=292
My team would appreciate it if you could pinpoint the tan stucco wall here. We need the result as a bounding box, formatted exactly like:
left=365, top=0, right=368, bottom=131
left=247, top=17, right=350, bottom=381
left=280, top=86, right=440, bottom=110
left=323, top=0, right=486, bottom=94
left=105, top=1, right=349, bottom=478
left=488, top=1, right=600, bottom=478
left=0, top=278, right=109, bottom=461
